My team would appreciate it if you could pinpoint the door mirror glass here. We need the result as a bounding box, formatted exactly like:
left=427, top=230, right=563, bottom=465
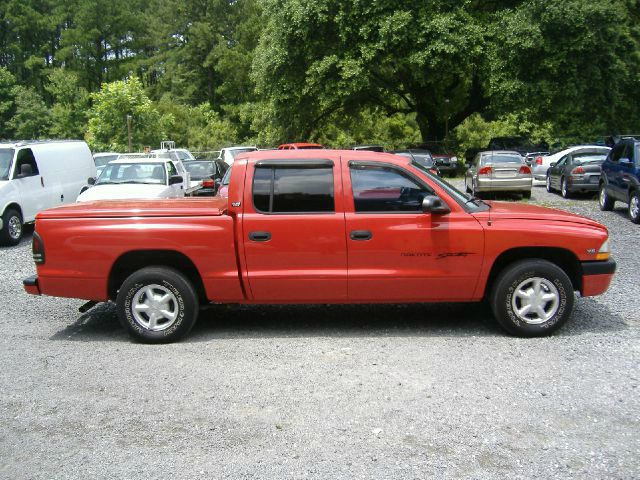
left=87, top=177, right=96, bottom=185
left=421, top=195, right=450, bottom=214
left=168, top=175, right=183, bottom=185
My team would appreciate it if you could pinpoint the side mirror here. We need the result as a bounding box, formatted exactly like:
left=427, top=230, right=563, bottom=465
left=549, top=162, right=556, bottom=167
left=17, top=164, right=33, bottom=178
left=87, top=177, right=96, bottom=185
left=169, top=175, right=183, bottom=185
left=421, top=195, right=451, bottom=215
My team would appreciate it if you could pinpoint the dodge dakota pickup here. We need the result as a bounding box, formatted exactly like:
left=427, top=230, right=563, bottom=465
left=23, top=150, right=616, bottom=343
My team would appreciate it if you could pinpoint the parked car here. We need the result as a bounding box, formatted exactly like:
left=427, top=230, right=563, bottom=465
left=93, top=152, right=120, bottom=177
left=277, top=143, right=324, bottom=150
left=352, top=145, right=385, bottom=152
left=117, top=152, right=191, bottom=190
left=77, top=158, right=185, bottom=202
left=524, top=151, right=550, bottom=167
left=599, top=137, right=640, bottom=223
left=151, top=141, right=196, bottom=162
left=415, top=142, right=458, bottom=177
left=215, top=165, right=232, bottom=199
left=218, top=146, right=258, bottom=166
left=25, top=150, right=615, bottom=343
left=184, top=160, right=228, bottom=196
left=532, top=145, right=610, bottom=181
left=546, top=149, right=610, bottom=198
left=392, top=149, right=439, bottom=175
left=465, top=150, right=532, bottom=198
left=0, top=140, right=96, bottom=245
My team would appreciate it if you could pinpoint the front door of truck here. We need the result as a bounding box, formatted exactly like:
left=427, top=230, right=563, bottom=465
left=343, top=160, right=484, bottom=302
left=242, top=159, right=348, bottom=301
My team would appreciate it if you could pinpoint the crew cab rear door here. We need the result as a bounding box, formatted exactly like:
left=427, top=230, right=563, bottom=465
left=241, top=158, right=348, bottom=301
left=343, top=158, right=484, bottom=302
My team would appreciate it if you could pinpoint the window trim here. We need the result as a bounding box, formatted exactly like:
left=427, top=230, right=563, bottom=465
left=251, top=162, right=336, bottom=215
left=348, top=161, right=435, bottom=215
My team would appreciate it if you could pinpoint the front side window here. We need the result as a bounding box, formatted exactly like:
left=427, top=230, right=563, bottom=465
left=350, top=165, right=432, bottom=212
left=253, top=166, right=334, bottom=213
left=13, top=148, right=39, bottom=178
left=0, top=148, right=14, bottom=180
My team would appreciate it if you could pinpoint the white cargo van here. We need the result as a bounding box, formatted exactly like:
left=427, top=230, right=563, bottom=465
left=0, top=140, right=96, bottom=245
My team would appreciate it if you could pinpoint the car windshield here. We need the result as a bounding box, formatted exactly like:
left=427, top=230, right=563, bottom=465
left=0, top=149, right=14, bottom=180
left=185, top=161, right=215, bottom=180
left=96, top=162, right=166, bottom=185
left=229, top=148, right=257, bottom=159
left=573, top=153, right=607, bottom=165
left=483, top=154, right=523, bottom=164
left=397, top=152, right=434, bottom=167
left=410, top=161, right=489, bottom=212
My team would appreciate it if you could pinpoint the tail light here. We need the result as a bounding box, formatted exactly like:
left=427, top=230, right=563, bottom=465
left=571, top=166, right=585, bottom=175
left=202, top=178, right=215, bottom=188
left=535, top=156, right=543, bottom=165
left=429, top=168, right=438, bottom=175
left=32, top=231, right=45, bottom=264
left=478, top=166, right=492, bottom=175
left=519, top=165, right=531, bottom=174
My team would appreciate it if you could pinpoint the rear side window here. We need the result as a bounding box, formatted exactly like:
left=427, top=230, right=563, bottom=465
left=253, top=166, right=334, bottom=213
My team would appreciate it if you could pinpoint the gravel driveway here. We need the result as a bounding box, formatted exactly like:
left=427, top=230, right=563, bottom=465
left=1, top=182, right=638, bottom=479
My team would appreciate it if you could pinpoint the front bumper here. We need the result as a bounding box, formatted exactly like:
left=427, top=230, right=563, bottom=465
left=23, top=275, right=41, bottom=295
left=580, top=258, right=616, bottom=297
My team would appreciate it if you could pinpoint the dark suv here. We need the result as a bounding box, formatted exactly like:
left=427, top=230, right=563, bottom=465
left=599, top=137, right=640, bottom=223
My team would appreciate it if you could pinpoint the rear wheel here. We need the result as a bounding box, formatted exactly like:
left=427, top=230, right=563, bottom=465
left=490, top=259, right=574, bottom=337
left=599, top=183, right=614, bottom=211
left=116, top=266, right=199, bottom=343
left=546, top=174, right=553, bottom=192
left=561, top=177, right=571, bottom=198
left=0, top=208, right=23, bottom=246
left=629, top=191, right=640, bottom=224
left=522, top=190, right=531, bottom=200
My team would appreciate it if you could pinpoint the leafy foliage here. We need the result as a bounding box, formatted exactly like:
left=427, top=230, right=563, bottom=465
left=8, top=86, right=50, bottom=139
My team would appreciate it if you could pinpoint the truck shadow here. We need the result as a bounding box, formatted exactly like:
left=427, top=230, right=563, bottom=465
left=50, top=297, right=628, bottom=342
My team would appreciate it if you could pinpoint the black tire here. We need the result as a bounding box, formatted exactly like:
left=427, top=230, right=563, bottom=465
left=546, top=174, right=553, bottom=193
left=522, top=190, right=531, bottom=200
left=490, top=259, right=574, bottom=337
left=116, top=266, right=199, bottom=343
left=599, top=183, right=614, bottom=211
left=465, top=177, right=471, bottom=194
left=560, top=177, right=571, bottom=199
left=0, top=208, right=23, bottom=246
left=629, top=191, right=640, bottom=224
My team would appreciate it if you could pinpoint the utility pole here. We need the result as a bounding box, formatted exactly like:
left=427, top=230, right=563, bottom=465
left=126, top=115, right=132, bottom=152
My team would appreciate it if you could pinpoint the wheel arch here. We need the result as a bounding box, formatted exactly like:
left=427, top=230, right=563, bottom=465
left=2, top=202, right=23, bottom=219
left=108, top=250, right=207, bottom=303
left=484, top=247, right=581, bottom=298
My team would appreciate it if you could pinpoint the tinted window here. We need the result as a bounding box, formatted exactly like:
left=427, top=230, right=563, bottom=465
left=253, top=166, right=334, bottom=213
left=14, top=149, right=39, bottom=178
left=185, top=161, right=215, bottom=179
left=351, top=165, right=430, bottom=212
left=572, top=153, right=607, bottom=165
left=610, top=143, right=625, bottom=162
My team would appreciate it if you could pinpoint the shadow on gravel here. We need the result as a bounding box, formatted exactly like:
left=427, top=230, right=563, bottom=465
left=49, top=297, right=627, bottom=343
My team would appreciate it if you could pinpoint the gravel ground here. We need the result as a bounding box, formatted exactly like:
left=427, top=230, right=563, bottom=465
left=0, top=182, right=638, bottom=479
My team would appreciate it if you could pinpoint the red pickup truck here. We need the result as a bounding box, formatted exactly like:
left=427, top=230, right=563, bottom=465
left=23, top=150, right=616, bottom=343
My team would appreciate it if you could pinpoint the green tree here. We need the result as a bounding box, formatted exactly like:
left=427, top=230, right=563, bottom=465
left=45, top=68, right=89, bottom=139
left=87, top=77, right=165, bottom=152
left=8, top=86, right=50, bottom=139
left=0, top=67, right=17, bottom=138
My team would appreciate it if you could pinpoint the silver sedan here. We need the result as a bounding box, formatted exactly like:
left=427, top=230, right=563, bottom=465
left=465, top=150, right=532, bottom=198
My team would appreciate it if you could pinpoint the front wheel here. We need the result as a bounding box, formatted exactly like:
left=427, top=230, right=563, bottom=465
left=490, top=259, right=574, bottom=337
left=629, top=191, right=640, bottom=224
left=0, top=208, right=23, bottom=246
left=599, top=184, right=614, bottom=211
left=116, top=266, right=199, bottom=343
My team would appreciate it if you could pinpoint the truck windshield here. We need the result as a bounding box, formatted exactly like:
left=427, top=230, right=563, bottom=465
left=97, top=162, right=167, bottom=185
left=0, top=149, right=14, bottom=180
left=410, top=161, right=489, bottom=212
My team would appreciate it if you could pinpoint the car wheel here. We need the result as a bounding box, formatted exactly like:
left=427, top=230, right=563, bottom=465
left=0, top=208, right=23, bottom=246
left=522, top=190, right=531, bottom=200
left=490, top=259, right=574, bottom=337
left=629, top=191, right=640, bottom=224
left=465, top=177, right=471, bottom=194
left=116, top=266, right=199, bottom=344
left=546, top=174, right=553, bottom=193
left=561, top=177, right=571, bottom=198
left=599, top=183, right=614, bottom=211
